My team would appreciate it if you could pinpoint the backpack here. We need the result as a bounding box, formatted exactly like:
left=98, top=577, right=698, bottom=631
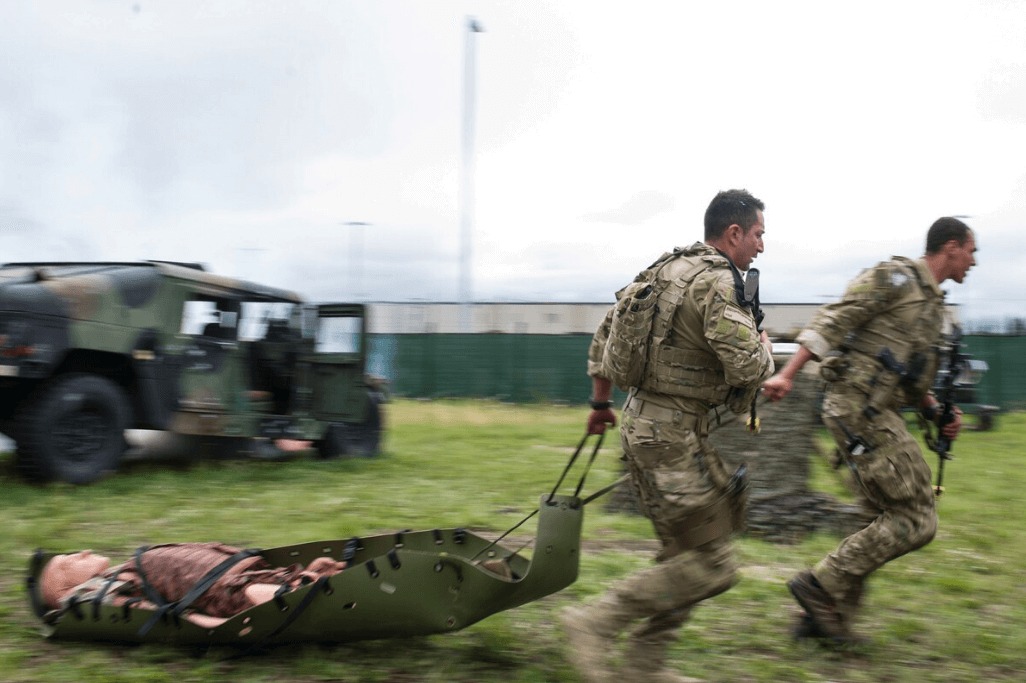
left=600, top=250, right=682, bottom=391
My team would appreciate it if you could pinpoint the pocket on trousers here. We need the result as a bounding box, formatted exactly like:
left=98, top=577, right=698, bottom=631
left=861, top=447, right=930, bottom=505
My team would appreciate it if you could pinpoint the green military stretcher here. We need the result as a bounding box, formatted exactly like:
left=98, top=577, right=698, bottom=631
left=26, top=435, right=615, bottom=648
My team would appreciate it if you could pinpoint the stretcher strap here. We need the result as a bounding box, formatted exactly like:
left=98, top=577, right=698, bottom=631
left=91, top=574, right=122, bottom=622
left=230, top=576, right=332, bottom=660
left=472, top=431, right=608, bottom=563
left=546, top=431, right=606, bottom=504
left=581, top=473, right=631, bottom=506
left=136, top=547, right=261, bottom=636
left=265, top=575, right=331, bottom=639
left=26, top=549, right=48, bottom=619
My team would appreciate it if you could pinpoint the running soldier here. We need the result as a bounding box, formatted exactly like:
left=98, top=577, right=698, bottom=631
left=562, top=189, right=774, bottom=682
left=762, top=217, right=977, bottom=644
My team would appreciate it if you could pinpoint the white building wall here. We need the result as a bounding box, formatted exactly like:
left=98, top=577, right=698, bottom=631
left=367, top=302, right=821, bottom=339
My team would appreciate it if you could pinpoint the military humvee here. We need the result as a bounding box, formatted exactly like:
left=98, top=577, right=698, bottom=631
left=0, top=261, right=383, bottom=484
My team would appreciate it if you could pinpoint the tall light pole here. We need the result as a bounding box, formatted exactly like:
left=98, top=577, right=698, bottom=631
left=343, top=221, right=369, bottom=301
left=459, top=16, right=483, bottom=331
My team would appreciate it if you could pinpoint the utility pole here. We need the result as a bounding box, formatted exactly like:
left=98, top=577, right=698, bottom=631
left=459, top=16, right=483, bottom=332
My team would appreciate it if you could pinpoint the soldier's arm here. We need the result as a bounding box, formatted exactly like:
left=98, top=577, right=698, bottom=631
left=585, top=307, right=617, bottom=435
left=586, top=306, right=613, bottom=377
left=762, top=345, right=815, bottom=401
left=701, top=275, right=774, bottom=389
left=802, top=262, right=900, bottom=355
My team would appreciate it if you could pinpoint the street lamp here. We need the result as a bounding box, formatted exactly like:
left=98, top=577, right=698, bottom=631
left=459, top=16, right=484, bottom=331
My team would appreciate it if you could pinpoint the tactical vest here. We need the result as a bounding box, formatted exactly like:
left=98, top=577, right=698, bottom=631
left=836, top=256, right=944, bottom=408
left=601, top=244, right=734, bottom=404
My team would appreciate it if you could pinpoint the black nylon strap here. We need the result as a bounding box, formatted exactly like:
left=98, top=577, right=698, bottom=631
left=227, top=576, right=331, bottom=660
left=342, top=538, right=360, bottom=563
left=26, top=549, right=48, bottom=618
left=471, top=431, right=607, bottom=563
left=91, top=573, right=122, bottom=621
left=263, top=575, right=329, bottom=640
left=136, top=546, right=261, bottom=636
left=170, top=549, right=261, bottom=619
left=132, top=546, right=166, bottom=608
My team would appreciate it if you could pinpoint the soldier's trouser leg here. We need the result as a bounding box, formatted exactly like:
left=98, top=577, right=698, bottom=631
left=815, top=411, right=937, bottom=624
left=619, top=538, right=735, bottom=679
left=617, top=416, right=737, bottom=674
left=562, top=536, right=735, bottom=683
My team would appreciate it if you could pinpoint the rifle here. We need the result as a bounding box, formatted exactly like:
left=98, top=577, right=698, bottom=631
left=926, top=325, right=968, bottom=496
left=739, top=267, right=764, bottom=433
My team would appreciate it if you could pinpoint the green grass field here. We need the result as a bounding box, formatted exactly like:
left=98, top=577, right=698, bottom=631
left=1, top=400, right=1023, bottom=682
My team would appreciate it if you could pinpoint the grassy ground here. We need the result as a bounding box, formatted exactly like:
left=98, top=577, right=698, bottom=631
left=1, top=400, right=1023, bottom=682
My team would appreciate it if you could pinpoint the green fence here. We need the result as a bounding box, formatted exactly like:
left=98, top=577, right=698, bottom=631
left=963, top=335, right=1026, bottom=411
left=370, top=333, right=614, bottom=404
left=369, top=333, right=1026, bottom=410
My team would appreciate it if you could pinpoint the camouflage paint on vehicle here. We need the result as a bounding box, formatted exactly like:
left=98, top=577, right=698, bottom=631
left=0, top=261, right=382, bottom=484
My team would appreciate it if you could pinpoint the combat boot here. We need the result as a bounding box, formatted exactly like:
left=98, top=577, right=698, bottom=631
left=621, top=646, right=702, bottom=683
left=621, top=611, right=701, bottom=682
left=787, top=570, right=849, bottom=643
left=559, top=596, right=636, bottom=683
left=791, top=610, right=828, bottom=641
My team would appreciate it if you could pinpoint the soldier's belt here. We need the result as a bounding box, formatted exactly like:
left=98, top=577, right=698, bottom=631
left=626, top=392, right=708, bottom=432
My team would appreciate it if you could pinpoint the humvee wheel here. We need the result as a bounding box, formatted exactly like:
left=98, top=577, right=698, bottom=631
left=317, top=423, right=351, bottom=459
left=350, top=396, right=383, bottom=457
left=16, top=374, right=130, bottom=484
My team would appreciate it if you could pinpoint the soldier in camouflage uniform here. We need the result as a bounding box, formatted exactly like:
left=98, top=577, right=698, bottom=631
left=561, top=189, right=774, bottom=683
left=762, top=217, right=977, bottom=645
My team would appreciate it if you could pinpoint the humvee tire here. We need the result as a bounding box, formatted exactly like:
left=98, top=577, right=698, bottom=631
left=15, top=373, right=130, bottom=484
left=349, top=395, right=383, bottom=457
left=317, top=422, right=351, bottom=459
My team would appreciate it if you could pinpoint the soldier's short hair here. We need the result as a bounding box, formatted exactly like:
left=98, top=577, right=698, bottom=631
left=925, top=217, right=972, bottom=254
left=704, top=189, right=764, bottom=240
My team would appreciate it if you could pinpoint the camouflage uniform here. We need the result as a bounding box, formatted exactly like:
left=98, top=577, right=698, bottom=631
left=795, top=256, right=946, bottom=629
left=567, top=242, right=773, bottom=682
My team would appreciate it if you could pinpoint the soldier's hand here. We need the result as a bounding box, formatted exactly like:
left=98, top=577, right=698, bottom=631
left=761, top=375, right=792, bottom=402
left=587, top=408, right=617, bottom=435
left=941, top=405, right=964, bottom=440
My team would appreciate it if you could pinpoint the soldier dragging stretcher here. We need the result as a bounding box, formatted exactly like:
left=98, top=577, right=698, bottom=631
left=562, top=189, right=774, bottom=682
left=762, top=217, right=977, bottom=645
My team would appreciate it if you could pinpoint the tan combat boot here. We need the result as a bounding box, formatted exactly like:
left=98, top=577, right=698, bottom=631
left=621, top=631, right=703, bottom=683
left=559, top=595, right=636, bottom=683
left=787, top=570, right=849, bottom=643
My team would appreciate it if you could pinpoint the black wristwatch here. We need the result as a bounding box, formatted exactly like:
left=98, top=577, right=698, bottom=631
left=589, top=399, right=613, bottom=410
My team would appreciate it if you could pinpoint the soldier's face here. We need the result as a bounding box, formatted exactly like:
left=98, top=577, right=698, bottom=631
left=735, top=211, right=765, bottom=271
left=950, top=232, right=977, bottom=284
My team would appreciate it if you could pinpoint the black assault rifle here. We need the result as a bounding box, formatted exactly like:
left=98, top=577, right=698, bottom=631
left=927, top=325, right=969, bottom=496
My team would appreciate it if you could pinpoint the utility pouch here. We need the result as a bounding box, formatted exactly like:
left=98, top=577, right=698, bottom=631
left=819, top=353, right=849, bottom=383
left=601, top=280, right=660, bottom=391
left=864, top=351, right=905, bottom=419
left=724, top=384, right=758, bottom=414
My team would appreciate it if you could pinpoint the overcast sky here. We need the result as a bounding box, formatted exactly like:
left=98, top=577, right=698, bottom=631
left=3, top=0, right=1024, bottom=326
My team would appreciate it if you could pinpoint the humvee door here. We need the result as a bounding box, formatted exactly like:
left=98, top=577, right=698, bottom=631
left=301, top=303, right=371, bottom=423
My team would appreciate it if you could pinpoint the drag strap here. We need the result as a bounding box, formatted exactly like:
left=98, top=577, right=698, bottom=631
left=582, top=473, right=630, bottom=506
left=546, top=431, right=606, bottom=504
